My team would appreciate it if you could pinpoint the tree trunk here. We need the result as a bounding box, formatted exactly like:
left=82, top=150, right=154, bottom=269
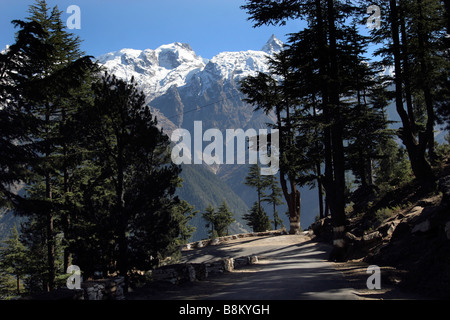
left=62, top=108, right=72, bottom=272
left=288, top=189, right=301, bottom=234
left=416, top=0, right=437, bottom=165
left=389, top=0, right=436, bottom=190
left=17, top=275, right=20, bottom=295
left=274, top=100, right=301, bottom=234
left=257, top=180, right=262, bottom=213
left=312, top=103, right=324, bottom=220
left=315, top=0, right=335, bottom=223
left=116, top=146, right=128, bottom=293
left=330, top=124, right=347, bottom=261
left=400, top=9, right=417, bottom=136
left=280, top=172, right=301, bottom=234
left=327, top=0, right=347, bottom=261
left=366, top=158, right=374, bottom=186
left=45, top=109, right=55, bottom=292
left=45, top=172, right=55, bottom=292
left=316, top=162, right=324, bottom=219
left=273, top=201, right=278, bottom=230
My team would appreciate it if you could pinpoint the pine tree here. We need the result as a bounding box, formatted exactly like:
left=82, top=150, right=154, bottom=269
left=215, top=201, right=235, bottom=237
left=129, top=199, right=197, bottom=270
left=244, top=164, right=269, bottom=212
left=201, top=202, right=236, bottom=238
left=170, top=200, right=198, bottom=247
left=373, top=138, right=413, bottom=192
left=241, top=55, right=303, bottom=235
left=24, top=1, right=99, bottom=277
left=1, top=18, right=60, bottom=292
left=17, top=1, right=96, bottom=290
left=243, top=202, right=272, bottom=232
left=363, top=0, right=448, bottom=189
left=338, top=26, right=395, bottom=190
left=77, top=73, right=186, bottom=286
left=262, top=174, right=284, bottom=230
left=202, top=204, right=217, bottom=238
left=3, top=0, right=99, bottom=291
left=0, top=226, right=28, bottom=296
left=280, top=29, right=329, bottom=219
left=0, top=19, right=49, bottom=208
left=241, top=0, right=368, bottom=259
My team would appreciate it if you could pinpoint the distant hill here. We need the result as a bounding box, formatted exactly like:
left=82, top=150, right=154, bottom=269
left=176, top=164, right=249, bottom=241
left=0, top=208, right=25, bottom=242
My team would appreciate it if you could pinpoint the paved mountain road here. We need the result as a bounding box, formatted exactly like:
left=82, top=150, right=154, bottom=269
left=131, top=234, right=362, bottom=300
left=181, top=234, right=359, bottom=300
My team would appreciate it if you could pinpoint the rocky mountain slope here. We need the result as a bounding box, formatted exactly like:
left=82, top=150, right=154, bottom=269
left=311, top=157, right=450, bottom=299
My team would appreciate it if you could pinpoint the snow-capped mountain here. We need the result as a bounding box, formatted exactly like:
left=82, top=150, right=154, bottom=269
left=261, top=34, right=284, bottom=55
left=97, top=35, right=283, bottom=135
left=98, top=42, right=206, bottom=102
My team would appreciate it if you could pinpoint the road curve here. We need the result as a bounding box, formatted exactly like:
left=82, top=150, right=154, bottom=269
left=180, top=234, right=359, bottom=300
left=130, top=234, right=361, bottom=300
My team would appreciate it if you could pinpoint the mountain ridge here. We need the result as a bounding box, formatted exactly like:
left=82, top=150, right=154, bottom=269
left=97, top=35, right=282, bottom=97
left=96, top=35, right=284, bottom=177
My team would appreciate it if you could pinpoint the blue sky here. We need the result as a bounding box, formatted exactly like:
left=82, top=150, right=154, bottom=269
left=0, top=0, right=306, bottom=59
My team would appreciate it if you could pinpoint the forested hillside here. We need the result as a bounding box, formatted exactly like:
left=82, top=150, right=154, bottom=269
left=176, top=164, right=249, bottom=241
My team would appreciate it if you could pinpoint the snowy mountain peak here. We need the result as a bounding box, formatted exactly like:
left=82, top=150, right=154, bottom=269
left=97, top=36, right=282, bottom=134
left=261, top=34, right=284, bottom=54
left=98, top=42, right=203, bottom=71
left=97, top=42, right=205, bottom=101
left=156, top=42, right=199, bottom=69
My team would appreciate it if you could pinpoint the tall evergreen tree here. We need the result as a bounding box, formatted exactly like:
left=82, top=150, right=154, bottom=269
left=1, top=0, right=97, bottom=290
left=364, top=0, right=448, bottom=189
left=241, top=57, right=303, bottom=235
left=373, top=138, right=413, bottom=192
left=242, top=0, right=385, bottom=259
left=338, top=25, right=394, bottom=190
left=202, top=204, right=217, bottom=238
left=23, top=1, right=99, bottom=277
left=201, top=202, right=236, bottom=238
left=244, top=164, right=269, bottom=213
left=0, top=19, right=49, bottom=208
left=78, top=73, right=186, bottom=287
left=11, top=0, right=96, bottom=290
left=215, top=201, right=236, bottom=237
left=262, top=174, right=285, bottom=230
left=283, top=29, right=328, bottom=219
